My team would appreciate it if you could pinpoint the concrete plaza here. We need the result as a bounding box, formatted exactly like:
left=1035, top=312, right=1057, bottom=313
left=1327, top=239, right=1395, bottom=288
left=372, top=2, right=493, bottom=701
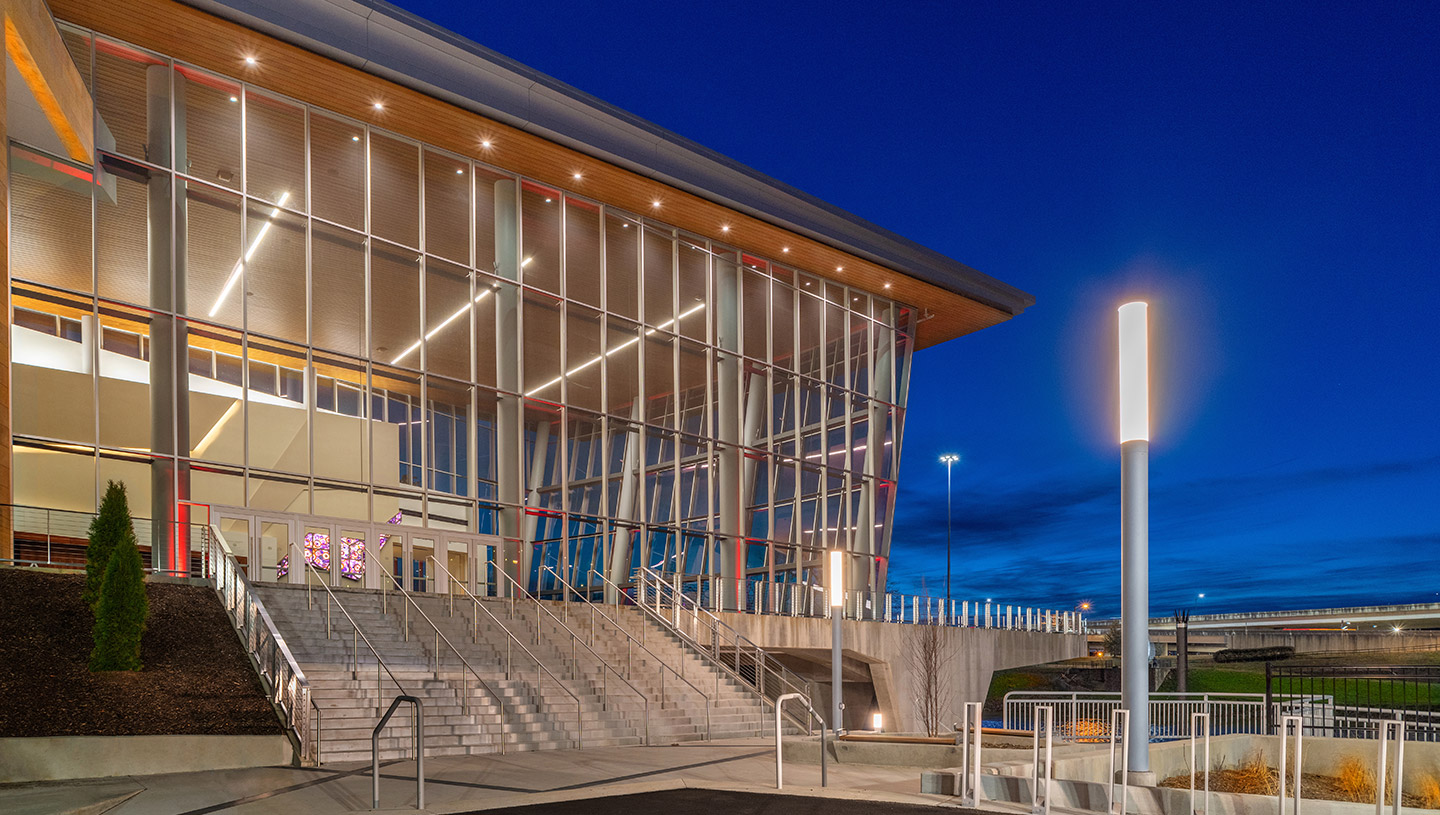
left=1, top=739, right=981, bottom=814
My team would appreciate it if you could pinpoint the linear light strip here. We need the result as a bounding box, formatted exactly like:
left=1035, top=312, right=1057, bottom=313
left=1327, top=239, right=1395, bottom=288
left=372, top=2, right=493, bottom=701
left=209, top=192, right=291, bottom=318
left=524, top=302, right=706, bottom=397
left=390, top=257, right=530, bottom=365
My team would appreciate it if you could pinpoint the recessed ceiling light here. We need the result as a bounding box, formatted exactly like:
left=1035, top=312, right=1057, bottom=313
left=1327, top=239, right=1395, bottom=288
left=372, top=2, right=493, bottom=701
left=782, top=247, right=790, bottom=253
left=229, top=96, right=238, bottom=102
left=455, top=168, right=463, bottom=174
left=573, top=172, right=582, bottom=180
left=853, top=297, right=860, bottom=302
left=883, top=282, right=891, bottom=289
left=351, top=135, right=360, bottom=142
left=244, top=56, right=257, bottom=66
left=545, top=197, right=552, bottom=203
left=836, top=266, right=844, bottom=272
left=721, top=226, right=730, bottom=233
left=373, top=102, right=384, bottom=111
left=651, top=200, right=661, bottom=208
left=803, top=281, right=811, bottom=287
left=480, top=139, right=493, bottom=148
left=622, top=223, right=629, bottom=228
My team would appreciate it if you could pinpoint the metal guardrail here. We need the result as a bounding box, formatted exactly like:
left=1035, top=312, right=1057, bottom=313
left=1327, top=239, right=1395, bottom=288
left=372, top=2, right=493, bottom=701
left=203, top=524, right=321, bottom=765
left=423, top=555, right=597, bottom=750
left=775, top=692, right=827, bottom=790
left=1266, top=664, right=1440, bottom=740
left=495, top=567, right=648, bottom=748
left=354, top=544, right=517, bottom=749
left=545, top=567, right=705, bottom=740
left=373, top=695, right=424, bottom=811
left=639, top=567, right=816, bottom=733
left=1002, top=690, right=1330, bottom=741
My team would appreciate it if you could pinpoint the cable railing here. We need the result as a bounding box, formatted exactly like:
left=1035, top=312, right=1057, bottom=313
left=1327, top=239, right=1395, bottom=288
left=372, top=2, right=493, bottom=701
left=202, top=524, right=321, bottom=765
left=352, top=544, right=524, bottom=751
left=545, top=566, right=710, bottom=740
left=494, top=568, right=651, bottom=745
left=420, top=555, right=602, bottom=748
left=637, top=567, right=816, bottom=733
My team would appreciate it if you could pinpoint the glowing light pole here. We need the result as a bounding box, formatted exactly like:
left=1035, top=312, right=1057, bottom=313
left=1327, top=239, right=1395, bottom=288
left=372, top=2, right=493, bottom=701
left=940, top=454, right=960, bottom=614
left=829, top=549, right=844, bottom=733
left=1118, top=301, right=1151, bottom=779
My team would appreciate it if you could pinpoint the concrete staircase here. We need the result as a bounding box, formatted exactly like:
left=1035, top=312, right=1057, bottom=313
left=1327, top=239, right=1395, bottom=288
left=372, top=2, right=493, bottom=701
left=254, top=583, right=771, bottom=764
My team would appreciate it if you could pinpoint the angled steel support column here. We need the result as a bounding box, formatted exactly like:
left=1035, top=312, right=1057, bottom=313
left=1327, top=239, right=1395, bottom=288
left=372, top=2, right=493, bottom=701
left=605, top=405, right=642, bottom=603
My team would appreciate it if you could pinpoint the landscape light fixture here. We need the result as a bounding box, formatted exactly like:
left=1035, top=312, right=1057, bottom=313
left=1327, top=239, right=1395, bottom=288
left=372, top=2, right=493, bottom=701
left=1117, top=300, right=1150, bottom=778
left=872, top=712, right=883, bottom=732
left=829, top=549, right=844, bottom=734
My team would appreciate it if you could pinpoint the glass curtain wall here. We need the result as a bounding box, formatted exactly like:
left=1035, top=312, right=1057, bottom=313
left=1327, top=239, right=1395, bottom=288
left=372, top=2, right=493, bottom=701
left=8, top=24, right=916, bottom=595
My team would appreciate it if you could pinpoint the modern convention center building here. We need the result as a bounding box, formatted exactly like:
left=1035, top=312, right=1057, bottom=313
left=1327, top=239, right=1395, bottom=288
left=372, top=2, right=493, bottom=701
left=1, top=0, right=1033, bottom=605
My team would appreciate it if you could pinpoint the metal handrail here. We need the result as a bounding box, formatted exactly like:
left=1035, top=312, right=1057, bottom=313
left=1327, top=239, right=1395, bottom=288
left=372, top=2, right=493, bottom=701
left=420, top=555, right=594, bottom=749
left=353, top=544, right=518, bottom=748
left=775, top=692, right=827, bottom=790
left=547, top=567, right=709, bottom=739
left=373, top=695, right=424, bottom=811
left=638, top=567, right=815, bottom=730
left=293, top=546, right=412, bottom=699
left=203, top=525, right=320, bottom=765
left=495, top=568, right=650, bottom=744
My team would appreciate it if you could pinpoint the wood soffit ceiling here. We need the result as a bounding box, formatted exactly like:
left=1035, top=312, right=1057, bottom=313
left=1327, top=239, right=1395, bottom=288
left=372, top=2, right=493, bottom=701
left=47, top=0, right=1019, bottom=351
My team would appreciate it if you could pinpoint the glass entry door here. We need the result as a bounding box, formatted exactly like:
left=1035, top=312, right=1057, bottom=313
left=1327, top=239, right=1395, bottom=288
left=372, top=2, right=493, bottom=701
left=254, top=516, right=293, bottom=584
left=409, top=537, right=435, bottom=592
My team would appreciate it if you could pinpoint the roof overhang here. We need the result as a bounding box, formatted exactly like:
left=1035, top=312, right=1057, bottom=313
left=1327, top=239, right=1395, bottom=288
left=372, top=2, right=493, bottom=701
left=48, top=0, right=1035, bottom=348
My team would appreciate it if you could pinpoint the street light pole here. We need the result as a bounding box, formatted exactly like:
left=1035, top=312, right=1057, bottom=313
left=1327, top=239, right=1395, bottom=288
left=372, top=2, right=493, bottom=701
left=940, top=454, right=959, bottom=615
left=1118, top=301, right=1151, bottom=781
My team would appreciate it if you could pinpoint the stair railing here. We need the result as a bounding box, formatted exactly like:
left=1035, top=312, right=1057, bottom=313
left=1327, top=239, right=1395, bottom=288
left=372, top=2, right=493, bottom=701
left=203, top=524, right=321, bottom=765
left=292, top=545, right=425, bottom=760
left=638, top=566, right=816, bottom=733
left=353, top=544, right=519, bottom=751
left=421, top=555, right=593, bottom=749
left=497, top=568, right=651, bottom=746
left=546, top=566, right=711, bottom=740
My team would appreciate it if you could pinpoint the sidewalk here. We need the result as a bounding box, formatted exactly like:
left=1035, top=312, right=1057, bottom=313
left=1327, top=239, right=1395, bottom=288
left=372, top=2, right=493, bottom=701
left=1, top=738, right=983, bottom=815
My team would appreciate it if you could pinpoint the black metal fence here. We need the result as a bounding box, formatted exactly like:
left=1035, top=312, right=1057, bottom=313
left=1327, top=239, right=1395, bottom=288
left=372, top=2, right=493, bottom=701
left=1266, top=663, right=1440, bottom=741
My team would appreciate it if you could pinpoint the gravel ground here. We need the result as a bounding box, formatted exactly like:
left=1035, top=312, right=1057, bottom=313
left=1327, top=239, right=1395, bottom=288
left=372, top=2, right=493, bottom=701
left=0, top=569, right=283, bottom=737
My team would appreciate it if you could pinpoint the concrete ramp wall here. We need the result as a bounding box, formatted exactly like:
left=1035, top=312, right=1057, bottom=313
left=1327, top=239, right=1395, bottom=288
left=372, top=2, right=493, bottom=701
left=711, top=611, right=1085, bottom=733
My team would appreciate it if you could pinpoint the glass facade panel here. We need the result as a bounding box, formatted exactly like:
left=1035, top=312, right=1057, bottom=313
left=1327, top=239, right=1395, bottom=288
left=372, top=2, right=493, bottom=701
left=11, top=26, right=916, bottom=596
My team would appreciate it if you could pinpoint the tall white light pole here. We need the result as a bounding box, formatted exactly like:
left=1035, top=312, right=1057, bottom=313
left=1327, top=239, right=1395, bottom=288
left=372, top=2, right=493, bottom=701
left=940, top=454, right=960, bottom=614
left=1118, top=301, right=1151, bottom=779
left=829, top=549, right=844, bottom=733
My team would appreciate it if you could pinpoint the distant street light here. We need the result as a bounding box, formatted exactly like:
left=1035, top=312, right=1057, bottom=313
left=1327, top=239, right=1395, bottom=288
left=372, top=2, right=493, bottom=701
left=940, top=454, right=960, bottom=614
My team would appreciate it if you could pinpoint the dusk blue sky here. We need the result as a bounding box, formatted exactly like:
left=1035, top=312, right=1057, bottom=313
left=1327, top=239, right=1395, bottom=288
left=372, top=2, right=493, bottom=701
left=393, top=1, right=1440, bottom=617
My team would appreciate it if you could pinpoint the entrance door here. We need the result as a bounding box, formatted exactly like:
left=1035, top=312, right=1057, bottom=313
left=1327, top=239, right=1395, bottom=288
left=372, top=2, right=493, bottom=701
left=253, top=515, right=294, bottom=584
left=410, top=537, right=435, bottom=593
left=215, top=512, right=253, bottom=577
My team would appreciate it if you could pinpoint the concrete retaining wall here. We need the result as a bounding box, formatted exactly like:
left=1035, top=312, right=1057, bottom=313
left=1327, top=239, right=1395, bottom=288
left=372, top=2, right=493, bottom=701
left=1221, top=630, right=1440, bottom=653
left=712, top=611, right=1085, bottom=733
left=0, top=734, right=293, bottom=783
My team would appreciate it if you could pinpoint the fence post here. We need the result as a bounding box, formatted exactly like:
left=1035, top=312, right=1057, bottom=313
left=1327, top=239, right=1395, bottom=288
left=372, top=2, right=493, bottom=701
left=1264, top=663, right=1275, bottom=735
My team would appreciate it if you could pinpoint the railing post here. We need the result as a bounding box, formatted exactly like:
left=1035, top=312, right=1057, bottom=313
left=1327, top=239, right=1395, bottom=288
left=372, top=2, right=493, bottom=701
left=1278, top=715, right=1303, bottom=815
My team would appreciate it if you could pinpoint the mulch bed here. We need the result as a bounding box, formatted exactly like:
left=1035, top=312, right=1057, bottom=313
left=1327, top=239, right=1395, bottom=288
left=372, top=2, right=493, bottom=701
left=0, top=569, right=284, bottom=737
